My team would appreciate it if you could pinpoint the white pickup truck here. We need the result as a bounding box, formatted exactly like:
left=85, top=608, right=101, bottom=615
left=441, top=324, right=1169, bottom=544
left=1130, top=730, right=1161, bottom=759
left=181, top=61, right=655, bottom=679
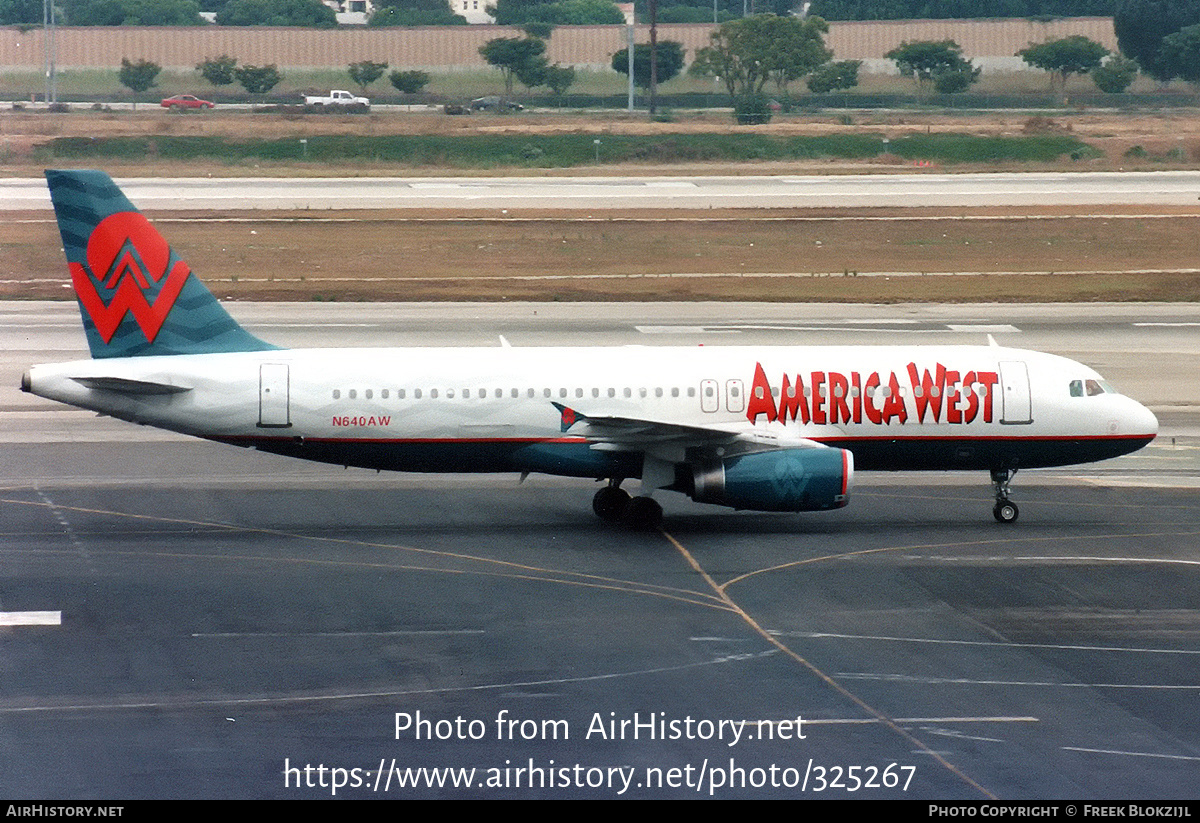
left=303, top=90, right=369, bottom=110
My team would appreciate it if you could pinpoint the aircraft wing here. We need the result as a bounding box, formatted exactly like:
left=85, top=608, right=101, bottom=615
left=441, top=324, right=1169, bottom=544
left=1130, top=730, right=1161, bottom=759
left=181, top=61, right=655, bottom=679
left=551, top=402, right=832, bottom=454
left=551, top=401, right=742, bottom=449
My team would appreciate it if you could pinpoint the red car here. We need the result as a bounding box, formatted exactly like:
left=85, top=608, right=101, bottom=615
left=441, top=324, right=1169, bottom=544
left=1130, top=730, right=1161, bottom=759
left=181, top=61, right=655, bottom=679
left=161, top=94, right=215, bottom=110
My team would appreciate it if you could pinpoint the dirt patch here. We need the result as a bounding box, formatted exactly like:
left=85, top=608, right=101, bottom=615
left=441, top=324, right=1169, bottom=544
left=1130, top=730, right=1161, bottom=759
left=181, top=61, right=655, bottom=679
left=6, top=207, right=1199, bottom=302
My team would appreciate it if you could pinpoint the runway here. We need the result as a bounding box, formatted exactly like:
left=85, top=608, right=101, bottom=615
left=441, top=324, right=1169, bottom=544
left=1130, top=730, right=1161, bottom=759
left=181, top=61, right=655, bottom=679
left=4, top=171, right=1200, bottom=210
left=2, top=303, right=1198, bottom=798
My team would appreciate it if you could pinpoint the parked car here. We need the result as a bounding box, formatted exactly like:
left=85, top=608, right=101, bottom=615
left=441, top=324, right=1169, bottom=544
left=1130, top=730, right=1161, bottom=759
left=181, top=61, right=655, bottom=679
left=161, top=94, right=214, bottom=110
left=443, top=103, right=472, bottom=115
left=470, top=96, right=523, bottom=112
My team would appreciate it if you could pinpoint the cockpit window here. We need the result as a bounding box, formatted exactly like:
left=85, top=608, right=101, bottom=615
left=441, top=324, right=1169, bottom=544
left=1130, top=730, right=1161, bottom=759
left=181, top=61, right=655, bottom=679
left=1071, top=378, right=1116, bottom=398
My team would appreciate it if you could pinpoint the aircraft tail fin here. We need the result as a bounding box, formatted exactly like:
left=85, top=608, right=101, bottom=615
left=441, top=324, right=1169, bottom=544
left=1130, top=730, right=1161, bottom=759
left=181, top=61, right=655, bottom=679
left=45, top=169, right=277, bottom=359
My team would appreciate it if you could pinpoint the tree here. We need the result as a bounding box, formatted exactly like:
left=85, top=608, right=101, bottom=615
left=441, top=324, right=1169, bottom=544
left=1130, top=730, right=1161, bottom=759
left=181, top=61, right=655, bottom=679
left=367, top=0, right=465, bottom=25
left=65, top=0, right=203, bottom=24
left=1114, top=0, right=1200, bottom=81
left=611, top=42, right=686, bottom=91
left=932, top=61, right=980, bottom=93
left=0, top=0, right=41, bottom=25
left=348, top=61, right=388, bottom=94
left=491, top=0, right=621, bottom=25
left=479, top=37, right=548, bottom=97
left=1156, top=24, right=1200, bottom=83
left=1091, top=55, right=1139, bottom=93
left=806, top=60, right=861, bottom=93
left=235, top=64, right=282, bottom=97
left=1018, top=36, right=1109, bottom=97
left=217, top=0, right=336, bottom=27
left=886, top=40, right=977, bottom=95
left=691, top=14, right=832, bottom=99
left=389, top=69, right=430, bottom=95
left=118, top=58, right=160, bottom=111
left=197, top=55, right=237, bottom=87
left=542, top=64, right=576, bottom=99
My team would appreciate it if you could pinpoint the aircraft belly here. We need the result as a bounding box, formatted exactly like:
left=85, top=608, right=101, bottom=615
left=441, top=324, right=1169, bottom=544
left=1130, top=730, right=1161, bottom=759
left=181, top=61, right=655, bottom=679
left=831, top=433, right=1155, bottom=471
left=238, top=435, right=639, bottom=478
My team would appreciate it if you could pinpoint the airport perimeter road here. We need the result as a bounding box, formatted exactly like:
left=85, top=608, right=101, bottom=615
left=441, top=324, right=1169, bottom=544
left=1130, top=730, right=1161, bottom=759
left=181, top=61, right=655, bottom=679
left=2, top=302, right=1198, bottom=799
left=4, top=171, right=1200, bottom=210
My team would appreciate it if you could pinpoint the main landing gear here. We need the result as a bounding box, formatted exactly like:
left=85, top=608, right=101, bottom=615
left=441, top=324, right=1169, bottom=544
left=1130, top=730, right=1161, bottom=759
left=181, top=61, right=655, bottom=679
left=990, top=468, right=1019, bottom=524
left=593, top=481, right=663, bottom=531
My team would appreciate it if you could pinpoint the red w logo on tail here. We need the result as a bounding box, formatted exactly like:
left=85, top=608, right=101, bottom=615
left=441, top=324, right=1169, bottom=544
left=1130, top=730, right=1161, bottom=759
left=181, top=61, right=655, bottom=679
left=69, top=211, right=190, bottom=344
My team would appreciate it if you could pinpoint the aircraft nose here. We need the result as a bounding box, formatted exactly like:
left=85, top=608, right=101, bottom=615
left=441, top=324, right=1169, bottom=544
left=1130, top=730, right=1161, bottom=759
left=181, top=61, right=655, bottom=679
left=1127, top=398, right=1158, bottom=438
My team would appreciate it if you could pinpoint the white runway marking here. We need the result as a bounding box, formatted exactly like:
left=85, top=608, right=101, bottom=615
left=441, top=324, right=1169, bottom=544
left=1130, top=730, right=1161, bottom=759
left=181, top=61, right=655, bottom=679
left=0, top=611, right=61, bottom=626
left=1062, top=746, right=1200, bottom=762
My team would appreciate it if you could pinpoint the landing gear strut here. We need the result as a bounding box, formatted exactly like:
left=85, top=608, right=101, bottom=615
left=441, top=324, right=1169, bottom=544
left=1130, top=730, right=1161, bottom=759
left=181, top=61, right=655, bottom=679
left=592, top=481, right=662, bottom=530
left=990, top=468, right=1019, bottom=524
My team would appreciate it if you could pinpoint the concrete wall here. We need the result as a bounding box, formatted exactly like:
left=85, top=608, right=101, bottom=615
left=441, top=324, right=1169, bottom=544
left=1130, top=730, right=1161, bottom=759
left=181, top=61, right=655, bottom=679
left=0, top=17, right=1117, bottom=72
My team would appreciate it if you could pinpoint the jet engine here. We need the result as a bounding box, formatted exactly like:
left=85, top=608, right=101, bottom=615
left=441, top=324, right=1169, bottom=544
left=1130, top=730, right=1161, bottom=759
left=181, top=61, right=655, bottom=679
left=687, top=446, right=853, bottom=512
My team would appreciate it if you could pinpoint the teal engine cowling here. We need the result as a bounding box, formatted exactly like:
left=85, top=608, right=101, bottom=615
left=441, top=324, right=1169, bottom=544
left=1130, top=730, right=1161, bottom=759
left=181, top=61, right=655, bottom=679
left=688, top=447, right=853, bottom=512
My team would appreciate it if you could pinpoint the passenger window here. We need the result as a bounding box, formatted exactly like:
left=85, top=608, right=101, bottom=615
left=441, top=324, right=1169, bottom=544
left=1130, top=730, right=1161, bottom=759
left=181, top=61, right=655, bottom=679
left=332, top=389, right=340, bottom=399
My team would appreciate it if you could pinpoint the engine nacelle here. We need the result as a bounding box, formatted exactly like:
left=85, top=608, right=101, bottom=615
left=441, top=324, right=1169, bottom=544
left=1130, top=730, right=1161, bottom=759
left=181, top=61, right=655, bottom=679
left=689, top=447, right=853, bottom=512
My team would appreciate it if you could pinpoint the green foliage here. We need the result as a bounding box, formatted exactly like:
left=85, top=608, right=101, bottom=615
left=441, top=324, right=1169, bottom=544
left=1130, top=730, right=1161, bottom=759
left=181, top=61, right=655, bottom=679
left=492, top=0, right=621, bottom=24
left=1156, top=24, right=1200, bottom=82
left=542, top=64, right=576, bottom=98
left=886, top=40, right=978, bottom=94
left=1114, top=0, right=1200, bottom=81
left=652, top=4, right=734, bottom=21
left=234, top=64, right=282, bottom=96
left=810, top=0, right=1114, bottom=19
left=367, top=0, right=466, bottom=26
left=806, top=60, right=861, bottom=94
left=1018, top=35, right=1109, bottom=93
left=522, top=21, right=554, bottom=38
left=0, top=0, right=41, bottom=25
left=691, top=14, right=832, bottom=99
left=932, top=61, right=980, bottom=93
left=216, top=0, right=336, bottom=27
left=1091, top=55, right=1139, bottom=93
left=389, top=70, right=431, bottom=95
left=479, top=37, right=548, bottom=96
left=64, top=0, right=203, bottom=24
left=118, top=58, right=160, bottom=94
left=348, top=61, right=388, bottom=93
left=43, top=131, right=1100, bottom=169
left=610, top=42, right=686, bottom=91
left=732, top=94, right=772, bottom=125
left=197, top=55, right=237, bottom=87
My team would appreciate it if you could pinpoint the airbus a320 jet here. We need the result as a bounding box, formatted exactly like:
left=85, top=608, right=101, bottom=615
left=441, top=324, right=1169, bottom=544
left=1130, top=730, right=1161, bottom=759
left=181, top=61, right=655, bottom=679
left=22, top=171, right=1159, bottom=528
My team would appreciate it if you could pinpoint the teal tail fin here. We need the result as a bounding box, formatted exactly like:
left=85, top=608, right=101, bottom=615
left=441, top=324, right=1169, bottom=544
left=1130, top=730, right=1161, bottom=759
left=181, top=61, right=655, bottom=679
left=45, top=169, right=278, bottom=359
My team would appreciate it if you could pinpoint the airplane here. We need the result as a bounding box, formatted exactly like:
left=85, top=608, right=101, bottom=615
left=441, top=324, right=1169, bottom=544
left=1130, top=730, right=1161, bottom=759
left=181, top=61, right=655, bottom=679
left=21, top=170, right=1159, bottom=529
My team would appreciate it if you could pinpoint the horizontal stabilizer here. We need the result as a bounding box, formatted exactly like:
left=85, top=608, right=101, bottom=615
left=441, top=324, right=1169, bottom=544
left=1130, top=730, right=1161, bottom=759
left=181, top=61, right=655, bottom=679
left=71, top=376, right=193, bottom=395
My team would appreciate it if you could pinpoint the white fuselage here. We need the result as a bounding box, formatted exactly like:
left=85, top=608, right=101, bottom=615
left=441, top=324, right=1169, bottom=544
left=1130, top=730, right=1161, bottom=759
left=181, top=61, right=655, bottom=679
left=25, top=343, right=1159, bottom=478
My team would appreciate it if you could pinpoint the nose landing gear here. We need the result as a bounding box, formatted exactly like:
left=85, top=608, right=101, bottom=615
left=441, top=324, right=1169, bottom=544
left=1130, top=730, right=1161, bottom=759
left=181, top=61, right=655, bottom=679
left=991, top=468, right=1019, bottom=523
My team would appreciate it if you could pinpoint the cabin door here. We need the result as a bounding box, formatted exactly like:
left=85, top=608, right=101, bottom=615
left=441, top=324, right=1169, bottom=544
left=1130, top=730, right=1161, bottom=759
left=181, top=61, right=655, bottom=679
left=998, top=361, right=1032, bottom=425
left=258, top=363, right=291, bottom=428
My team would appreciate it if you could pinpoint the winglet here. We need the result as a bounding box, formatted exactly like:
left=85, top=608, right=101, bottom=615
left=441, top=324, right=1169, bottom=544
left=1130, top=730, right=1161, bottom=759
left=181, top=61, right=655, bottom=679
left=45, top=169, right=278, bottom=359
